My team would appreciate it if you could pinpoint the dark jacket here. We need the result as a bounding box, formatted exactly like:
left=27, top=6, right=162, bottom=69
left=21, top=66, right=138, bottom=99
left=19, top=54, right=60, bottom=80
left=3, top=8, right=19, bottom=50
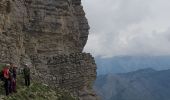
left=23, top=67, right=30, bottom=77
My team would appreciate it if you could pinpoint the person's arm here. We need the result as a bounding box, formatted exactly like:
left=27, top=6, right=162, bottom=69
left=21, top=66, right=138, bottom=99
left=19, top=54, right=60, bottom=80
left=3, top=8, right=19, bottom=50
left=4, top=69, right=9, bottom=79
left=29, top=68, right=30, bottom=73
left=23, top=68, right=26, bottom=76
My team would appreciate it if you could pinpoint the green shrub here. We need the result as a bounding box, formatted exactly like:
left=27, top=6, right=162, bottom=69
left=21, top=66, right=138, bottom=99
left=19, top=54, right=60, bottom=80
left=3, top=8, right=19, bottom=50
left=0, top=75, right=77, bottom=100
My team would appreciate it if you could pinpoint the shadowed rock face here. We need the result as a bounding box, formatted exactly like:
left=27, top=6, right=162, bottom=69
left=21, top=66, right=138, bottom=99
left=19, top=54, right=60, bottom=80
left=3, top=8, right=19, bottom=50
left=0, top=0, right=98, bottom=99
left=22, top=0, right=89, bottom=55
left=0, top=0, right=89, bottom=61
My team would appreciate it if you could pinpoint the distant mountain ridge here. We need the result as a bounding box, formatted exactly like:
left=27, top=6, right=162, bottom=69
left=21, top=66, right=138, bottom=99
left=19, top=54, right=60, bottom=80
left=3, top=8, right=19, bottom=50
left=94, top=68, right=170, bottom=100
left=96, top=56, right=170, bottom=75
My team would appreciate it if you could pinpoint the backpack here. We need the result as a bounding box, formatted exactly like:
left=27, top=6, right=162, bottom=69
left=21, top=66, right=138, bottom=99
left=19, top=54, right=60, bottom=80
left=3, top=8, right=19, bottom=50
left=23, top=67, right=30, bottom=76
left=0, top=64, right=4, bottom=81
left=0, top=70, right=4, bottom=81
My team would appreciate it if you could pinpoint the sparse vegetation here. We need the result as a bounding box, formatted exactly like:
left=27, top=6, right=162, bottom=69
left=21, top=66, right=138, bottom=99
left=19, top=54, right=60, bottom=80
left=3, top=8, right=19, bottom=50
left=0, top=75, right=76, bottom=100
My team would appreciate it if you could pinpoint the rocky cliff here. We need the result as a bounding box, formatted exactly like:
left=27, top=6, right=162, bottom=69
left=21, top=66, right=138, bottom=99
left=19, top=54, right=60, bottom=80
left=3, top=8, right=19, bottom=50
left=0, top=0, right=97, bottom=99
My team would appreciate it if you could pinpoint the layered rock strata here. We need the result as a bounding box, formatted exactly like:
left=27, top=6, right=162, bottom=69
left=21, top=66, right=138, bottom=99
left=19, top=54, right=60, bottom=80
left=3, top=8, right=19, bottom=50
left=0, top=0, right=98, bottom=99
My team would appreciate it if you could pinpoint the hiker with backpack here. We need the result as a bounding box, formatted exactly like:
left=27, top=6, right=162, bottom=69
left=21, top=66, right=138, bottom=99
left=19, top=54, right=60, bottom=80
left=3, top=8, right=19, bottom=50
left=23, top=64, right=30, bottom=86
left=2, top=64, right=11, bottom=96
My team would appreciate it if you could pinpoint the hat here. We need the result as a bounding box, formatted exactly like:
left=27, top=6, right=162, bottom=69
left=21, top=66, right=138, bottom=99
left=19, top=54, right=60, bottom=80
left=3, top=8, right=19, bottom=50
left=13, top=65, right=18, bottom=68
left=9, top=62, right=14, bottom=65
left=6, top=64, right=10, bottom=67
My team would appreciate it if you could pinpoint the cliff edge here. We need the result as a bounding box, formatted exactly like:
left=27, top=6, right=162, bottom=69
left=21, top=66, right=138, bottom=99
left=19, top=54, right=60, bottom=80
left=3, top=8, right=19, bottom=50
left=0, top=0, right=98, bottom=99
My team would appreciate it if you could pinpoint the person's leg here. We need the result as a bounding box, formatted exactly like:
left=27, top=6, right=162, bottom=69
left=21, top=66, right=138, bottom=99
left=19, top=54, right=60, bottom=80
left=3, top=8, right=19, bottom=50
left=13, top=79, right=16, bottom=92
left=4, top=79, right=9, bottom=96
left=25, top=76, right=27, bottom=86
left=9, top=79, right=12, bottom=93
left=28, top=76, right=30, bottom=86
left=14, top=79, right=17, bottom=92
left=4, top=79, right=7, bottom=95
left=11, top=79, right=14, bottom=93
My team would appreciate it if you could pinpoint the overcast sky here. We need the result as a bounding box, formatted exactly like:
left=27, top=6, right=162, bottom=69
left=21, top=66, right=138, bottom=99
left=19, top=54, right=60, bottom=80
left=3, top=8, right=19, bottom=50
left=82, top=0, right=170, bottom=58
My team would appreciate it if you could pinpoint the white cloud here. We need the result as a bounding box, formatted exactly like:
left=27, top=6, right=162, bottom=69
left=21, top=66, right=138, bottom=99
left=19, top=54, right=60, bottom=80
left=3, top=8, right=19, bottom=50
left=82, top=0, right=170, bottom=58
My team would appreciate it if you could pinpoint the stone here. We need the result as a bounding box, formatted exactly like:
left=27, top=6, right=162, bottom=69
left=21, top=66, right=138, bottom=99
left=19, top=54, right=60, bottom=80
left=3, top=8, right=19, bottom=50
left=0, top=0, right=98, bottom=99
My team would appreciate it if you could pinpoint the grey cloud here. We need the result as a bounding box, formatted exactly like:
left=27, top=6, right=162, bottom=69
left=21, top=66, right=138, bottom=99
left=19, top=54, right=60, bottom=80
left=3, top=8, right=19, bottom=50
left=82, top=0, right=170, bottom=58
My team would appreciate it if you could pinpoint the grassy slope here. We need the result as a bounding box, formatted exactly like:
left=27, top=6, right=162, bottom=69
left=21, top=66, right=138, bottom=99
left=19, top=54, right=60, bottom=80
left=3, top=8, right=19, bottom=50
left=0, top=75, right=76, bottom=100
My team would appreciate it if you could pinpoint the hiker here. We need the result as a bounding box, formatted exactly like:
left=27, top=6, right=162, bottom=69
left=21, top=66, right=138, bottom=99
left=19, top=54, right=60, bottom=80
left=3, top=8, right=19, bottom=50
left=2, top=64, right=10, bottom=96
left=23, top=64, right=30, bottom=86
left=9, top=63, right=17, bottom=93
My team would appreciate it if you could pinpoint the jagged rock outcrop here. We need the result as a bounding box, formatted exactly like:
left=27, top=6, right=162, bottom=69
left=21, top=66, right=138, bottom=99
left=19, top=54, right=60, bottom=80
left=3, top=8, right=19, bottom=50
left=0, top=0, right=98, bottom=99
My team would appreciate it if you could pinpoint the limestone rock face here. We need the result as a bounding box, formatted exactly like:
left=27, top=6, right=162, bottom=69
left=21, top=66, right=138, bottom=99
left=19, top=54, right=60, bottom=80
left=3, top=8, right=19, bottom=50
left=0, top=0, right=98, bottom=99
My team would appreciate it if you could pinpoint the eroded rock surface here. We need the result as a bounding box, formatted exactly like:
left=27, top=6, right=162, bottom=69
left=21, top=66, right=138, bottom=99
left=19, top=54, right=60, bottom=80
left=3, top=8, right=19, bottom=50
left=0, top=0, right=98, bottom=99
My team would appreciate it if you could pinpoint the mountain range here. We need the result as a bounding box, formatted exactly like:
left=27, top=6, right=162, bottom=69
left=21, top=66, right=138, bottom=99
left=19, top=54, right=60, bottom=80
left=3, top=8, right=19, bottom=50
left=94, top=68, right=170, bottom=100
left=96, top=56, right=170, bottom=75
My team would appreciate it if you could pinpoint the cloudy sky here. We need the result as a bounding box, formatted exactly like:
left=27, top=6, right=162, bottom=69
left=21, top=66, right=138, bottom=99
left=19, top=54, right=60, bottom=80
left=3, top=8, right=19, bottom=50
left=82, top=0, right=170, bottom=58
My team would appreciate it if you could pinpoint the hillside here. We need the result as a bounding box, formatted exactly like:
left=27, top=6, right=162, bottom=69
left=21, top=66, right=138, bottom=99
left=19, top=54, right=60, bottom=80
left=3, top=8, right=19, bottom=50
left=94, top=68, right=170, bottom=100
left=0, top=75, right=76, bottom=100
